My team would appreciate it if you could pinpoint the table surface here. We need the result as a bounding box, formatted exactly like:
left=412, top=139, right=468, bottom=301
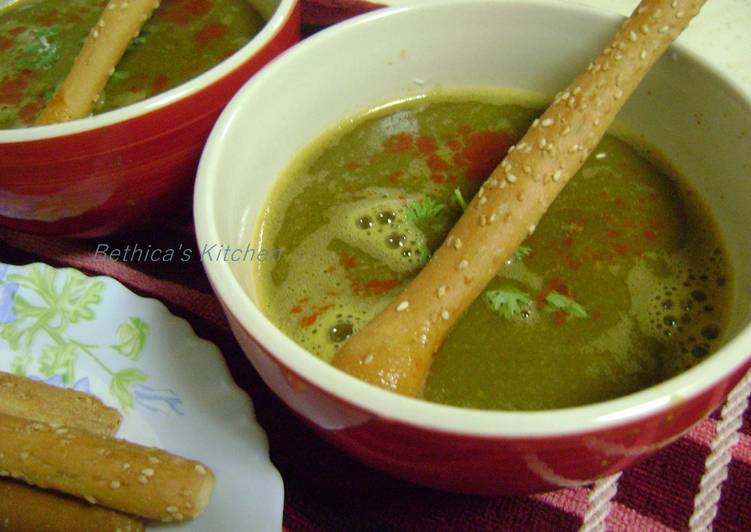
left=1, top=0, right=750, bottom=530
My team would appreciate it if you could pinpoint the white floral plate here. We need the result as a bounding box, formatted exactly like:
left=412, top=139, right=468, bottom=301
left=0, top=262, right=283, bottom=531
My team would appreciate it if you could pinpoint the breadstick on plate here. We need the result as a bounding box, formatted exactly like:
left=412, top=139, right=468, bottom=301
left=0, top=479, right=144, bottom=532
left=0, top=373, right=140, bottom=531
left=35, top=0, right=161, bottom=125
left=0, top=372, right=121, bottom=436
left=0, top=413, right=215, bottom=522
left=332, top=0, right=707, bottom=396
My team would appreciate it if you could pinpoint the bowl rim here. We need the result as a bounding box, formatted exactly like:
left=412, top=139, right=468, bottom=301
left=196, top=0, right=751, bottom=438
left=0, top=0, right=298, bottom=143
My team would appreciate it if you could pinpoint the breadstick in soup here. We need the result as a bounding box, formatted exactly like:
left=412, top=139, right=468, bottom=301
left=332, top=0, right=708, bottom=396
left=0, top=479, right=144, bottom=532
left=0, top=371, right=121, bottom=436
left=35, top=0, right=161, bottom=125
left=0, top=413, right=215, bottom=522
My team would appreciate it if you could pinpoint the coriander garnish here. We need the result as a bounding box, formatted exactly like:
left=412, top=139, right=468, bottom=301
left=405, top=196, right=445, bottom=224
left=484, top=288, right=531, bottom=320
left=545, top=291, right=587, bottom=319
left=453, top=188, right=468, bottom=211
left=17, top=25, right=61, bottom=71
left=513, top=245, right=531, bottom=261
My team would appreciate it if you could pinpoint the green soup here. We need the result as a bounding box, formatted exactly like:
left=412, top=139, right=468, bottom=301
left=0, top=0, right=266, bottom=128
left=254, top=90, right=733, bottom=411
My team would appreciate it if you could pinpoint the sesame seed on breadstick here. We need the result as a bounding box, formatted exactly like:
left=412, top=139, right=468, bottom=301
left=0, top=413, right=215, bottom=522
left=35, top=0, right=161, bottom=125
left=332, top=0, right=707, bottom=396
left=0, top=371, right=121, bottom=437
left=0, top=373, right=143, bottom=531
left=0, top=479, right=144, bottom=532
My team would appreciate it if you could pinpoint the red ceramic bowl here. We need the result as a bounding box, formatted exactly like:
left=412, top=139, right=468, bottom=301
left=195, top=0, right=751, bottom=494
left=0, top=0, right=299, bottom=238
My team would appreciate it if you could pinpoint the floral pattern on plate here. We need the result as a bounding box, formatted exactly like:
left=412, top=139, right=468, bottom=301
left=0, top=262, right=283, bottom=531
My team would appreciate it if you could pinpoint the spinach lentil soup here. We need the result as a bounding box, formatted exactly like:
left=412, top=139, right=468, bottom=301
left=0, top=0, right=266, bottom=128
left=254, top=90, right=733, bottom=411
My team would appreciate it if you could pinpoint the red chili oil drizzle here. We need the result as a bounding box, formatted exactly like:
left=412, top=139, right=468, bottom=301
left=0, top=36, right=14, bottom=51
left=196, top=22, right=228, bottom=47
left=18, top=98, right=44, bottom=122
left=455, top=130, right=513, bottom=181
left=380, top=128, right=513, bottom=184
left=0, top=71, right=32, bottom=106
left=299, top=304, right=334, bottom=328
left=339, top=255, right=357, bottom=269
left=150, top=74, right=170, bottom=95
left=383, top=133, right=413, bottom=153
left=352, top=278, right=400, bottom=296
left=548, top=187, right=670, bottom=273
left=36, top=8, right=63, bottom=26
left=162, top=0, right=212, bottom=25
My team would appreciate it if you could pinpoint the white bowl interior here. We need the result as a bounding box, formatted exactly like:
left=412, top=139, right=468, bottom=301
left=197, top=0, right=751, bottom=435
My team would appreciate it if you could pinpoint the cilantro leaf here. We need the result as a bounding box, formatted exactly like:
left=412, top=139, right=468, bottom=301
left=35, top=25, right=61, bottom=39
left=453, top=188, right=468, bottom=211
left=127, top=26, right=151, bottom=51
left=17, top=26, right=61, bottom=71
left=110, top=70, right=128, bottom=82
left=130, top=34, right=148, bottom=47
left=405, top=196, right=445, bottom=224
left=545, top=291, right=587, bottom=319
left=484, top=288, right=531, bottom=320
left=42, top=86, right=56, bottom=101
left=513, top=245, right=531, bottom=260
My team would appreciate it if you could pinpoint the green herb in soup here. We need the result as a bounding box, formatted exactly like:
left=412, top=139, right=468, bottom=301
left=0, top=0, right=266, bottom=128
left=254, top=90, right=733, bottom=411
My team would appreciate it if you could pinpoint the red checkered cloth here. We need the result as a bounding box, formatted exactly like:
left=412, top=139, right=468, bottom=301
left=1, top=1, right=750, bottom=530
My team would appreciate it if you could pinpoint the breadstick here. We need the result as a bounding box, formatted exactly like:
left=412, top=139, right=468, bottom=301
left=35, top=0, right=161, bottom=125
left=0, top=372, right=121, bottom=437
left=0, top=479, right=144, bottom=532
left=332, top=0, right=707, bottom=396
left=0, top=374, right=139, bottom=530
left=0, top=413, right=215, bottom=522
